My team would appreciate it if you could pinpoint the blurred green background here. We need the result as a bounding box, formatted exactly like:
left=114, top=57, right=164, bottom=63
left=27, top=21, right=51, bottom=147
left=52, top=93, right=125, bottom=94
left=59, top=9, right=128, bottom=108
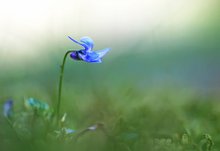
left=0, top=0, right=220, bottom=151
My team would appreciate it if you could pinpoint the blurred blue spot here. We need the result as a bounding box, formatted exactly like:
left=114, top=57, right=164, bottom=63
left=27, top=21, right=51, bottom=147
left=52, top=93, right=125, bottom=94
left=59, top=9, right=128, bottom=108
left=3, top=99, right=13, bottom=118
left=64, top=128, right=76, bottom=134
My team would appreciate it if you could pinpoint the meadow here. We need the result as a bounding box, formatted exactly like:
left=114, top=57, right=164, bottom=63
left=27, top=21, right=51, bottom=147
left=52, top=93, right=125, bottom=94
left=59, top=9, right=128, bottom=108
left=1, top=40, right=220, bottom=151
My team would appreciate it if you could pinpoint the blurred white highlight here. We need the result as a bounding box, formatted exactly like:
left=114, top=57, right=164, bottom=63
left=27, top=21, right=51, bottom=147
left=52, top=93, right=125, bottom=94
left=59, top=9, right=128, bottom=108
left=0, top=0, right=209, bottom=63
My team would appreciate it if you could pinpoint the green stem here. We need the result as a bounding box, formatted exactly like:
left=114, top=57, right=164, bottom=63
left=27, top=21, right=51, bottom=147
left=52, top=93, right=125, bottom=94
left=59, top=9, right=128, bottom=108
left=56, top=50, right=73, bottom=122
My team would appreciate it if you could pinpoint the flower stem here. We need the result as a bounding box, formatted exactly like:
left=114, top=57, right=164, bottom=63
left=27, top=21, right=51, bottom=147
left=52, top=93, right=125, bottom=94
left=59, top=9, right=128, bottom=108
left=56, top=50, right=73, bottom=122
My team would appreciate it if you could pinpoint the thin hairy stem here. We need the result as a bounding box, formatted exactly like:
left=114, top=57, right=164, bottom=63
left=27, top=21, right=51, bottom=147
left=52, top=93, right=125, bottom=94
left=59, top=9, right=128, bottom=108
left=56, top=50, right=73, bottom=123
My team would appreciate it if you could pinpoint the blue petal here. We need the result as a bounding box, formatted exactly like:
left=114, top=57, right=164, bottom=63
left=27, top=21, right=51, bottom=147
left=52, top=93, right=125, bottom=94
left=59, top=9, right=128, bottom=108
left=80, top=37, right=94, bottom=51
left=78, top=51, right=99, bottom=62
left=68, top=36, right=87, bottom=49
left=96, top=48, right=110, bottom=58
left=89, top=59, right=102, bottom=63
left=70, top=51, right=81, bottom=60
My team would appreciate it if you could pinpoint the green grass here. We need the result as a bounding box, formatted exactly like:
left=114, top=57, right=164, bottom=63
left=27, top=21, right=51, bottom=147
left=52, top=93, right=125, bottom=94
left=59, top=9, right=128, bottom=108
left=1, top=84, right=220, bottom=151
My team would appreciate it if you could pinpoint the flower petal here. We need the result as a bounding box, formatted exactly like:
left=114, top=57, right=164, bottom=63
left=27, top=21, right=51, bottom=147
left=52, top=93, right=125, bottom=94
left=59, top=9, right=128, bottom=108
left=70, top=51, right=81, bottom=60
left=78, top=51, right=99, bottom=62
left=96, top=48, right=110, bottom=58
left=80, top=36, right=94, bottom=51
left=68, top=36, right=87, bottom=49
left=89, top=59, right=102, bottom=63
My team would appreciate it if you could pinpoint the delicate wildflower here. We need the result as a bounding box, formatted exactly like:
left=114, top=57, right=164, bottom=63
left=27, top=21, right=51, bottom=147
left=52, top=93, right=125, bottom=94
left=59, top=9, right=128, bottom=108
left=68, top=36, right=110, bottom=63
left=3, top=99, right=13, bottom=118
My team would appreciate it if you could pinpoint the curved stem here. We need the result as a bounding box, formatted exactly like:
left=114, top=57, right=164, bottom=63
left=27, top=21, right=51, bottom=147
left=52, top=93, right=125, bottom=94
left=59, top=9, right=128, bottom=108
left=56, top=50, right=73, bottom=122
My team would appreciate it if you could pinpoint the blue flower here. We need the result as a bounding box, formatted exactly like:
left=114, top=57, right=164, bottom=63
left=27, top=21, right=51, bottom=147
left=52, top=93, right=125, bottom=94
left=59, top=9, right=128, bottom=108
left=3, top=99, right=13, bottom=118
left=68, top=36, right=110, bottom=63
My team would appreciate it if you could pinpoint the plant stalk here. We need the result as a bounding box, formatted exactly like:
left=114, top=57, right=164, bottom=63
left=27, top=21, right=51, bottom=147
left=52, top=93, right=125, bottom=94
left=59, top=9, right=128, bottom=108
left=56, top=50, right=73, bottom=122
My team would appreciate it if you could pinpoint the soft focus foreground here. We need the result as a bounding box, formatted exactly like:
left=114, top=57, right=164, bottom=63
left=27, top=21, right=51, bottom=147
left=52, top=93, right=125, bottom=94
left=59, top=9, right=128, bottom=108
left=1, top=0, right=220, bottom=151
